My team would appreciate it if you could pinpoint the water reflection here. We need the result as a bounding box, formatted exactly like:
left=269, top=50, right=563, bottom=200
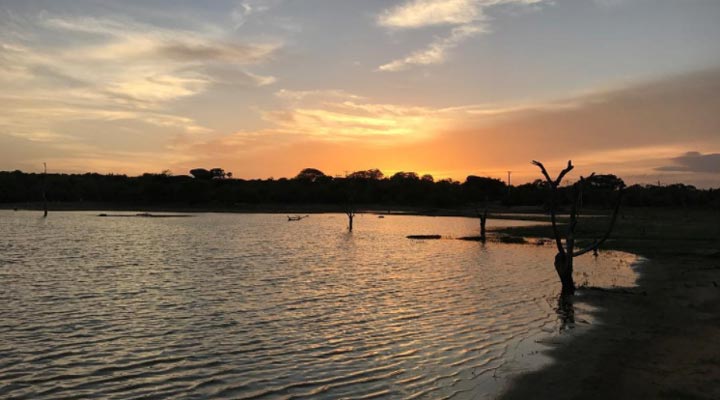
left=0, top=211, right=638, bottom=399
left=555, top=295, right=576, bottom=332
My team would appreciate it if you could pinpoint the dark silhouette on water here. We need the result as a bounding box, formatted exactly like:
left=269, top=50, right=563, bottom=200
left=345, top=173, right=357, bottom=232
left=287, top=215, right=308, bottom=221
left=476, top=197, right=489, bottom=242
left=345, top=205, right=355, bottom=232
left=97, top=213, right=192, bottom=218
left=532, top=160, right=623, bottom=295
left=42, top=162, right=48, bottom=218
left=407, top=235, right=442, bottom=239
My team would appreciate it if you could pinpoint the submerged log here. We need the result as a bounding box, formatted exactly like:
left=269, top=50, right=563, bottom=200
left=406, top=235, right=442, bottom=240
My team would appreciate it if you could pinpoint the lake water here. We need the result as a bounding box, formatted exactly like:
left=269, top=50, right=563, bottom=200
left=0, top=211, right=639, bottom=399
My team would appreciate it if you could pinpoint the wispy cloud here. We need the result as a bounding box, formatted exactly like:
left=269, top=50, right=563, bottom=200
left=0, top=10, right=281, bottom=146
left=377, top=0, right=543, bottom=71
left=378, top=0, right=482, bottom=28
left=274, top=89, right=366, bottom=101
left=261, top=101, right=445, bottom=141
left=378, top=24, right=486, bottom=71
left=188, top=91, right=462, bottom=153
left=232, top=0, right=274, bottom=29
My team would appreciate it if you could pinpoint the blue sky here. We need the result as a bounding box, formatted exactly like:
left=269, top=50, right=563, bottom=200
left=1, top=0, right=719, bottom=186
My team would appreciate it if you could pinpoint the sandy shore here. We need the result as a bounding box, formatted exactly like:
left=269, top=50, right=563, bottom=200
left=498, top=253, right=720, bottom=399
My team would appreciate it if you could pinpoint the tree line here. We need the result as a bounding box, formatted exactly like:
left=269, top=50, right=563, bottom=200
left=0, top=168, right=717, bottom=209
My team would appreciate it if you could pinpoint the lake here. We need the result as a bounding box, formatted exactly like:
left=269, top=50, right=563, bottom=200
left=0, top=211, right=639, bottom=399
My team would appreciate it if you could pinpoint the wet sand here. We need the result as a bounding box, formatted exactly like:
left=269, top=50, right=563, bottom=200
left=498, top=237, right=720, bottom=399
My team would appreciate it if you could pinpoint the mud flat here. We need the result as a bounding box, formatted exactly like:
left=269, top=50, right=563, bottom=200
left=497, top=208, right=720, bottom=399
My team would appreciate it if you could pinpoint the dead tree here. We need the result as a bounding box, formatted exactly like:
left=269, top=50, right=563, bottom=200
left=42, top=162, right=48, bottom=218
left=346, top=205, right=355, bottom=232
left=532, top=160, right=622, bottom=295
left=475, top=197, right=489, bottom=242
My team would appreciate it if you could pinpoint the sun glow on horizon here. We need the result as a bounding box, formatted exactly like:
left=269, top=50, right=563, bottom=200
left=1, top=1, right=719, bottom=187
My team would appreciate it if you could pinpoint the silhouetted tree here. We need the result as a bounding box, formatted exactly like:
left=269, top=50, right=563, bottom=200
left=1, top=168, right=714, bottom=210
left=347, top=169, right=384, bottom=180
left=42, top=162, right=48, bottom=218
left=390, top=171, right=419, bottom=181
left=476, top=197, right=489, bottom=242
left=463, top=175, right=506, bottom=202
left=210, top=168, right=227, bottom=179
left=533, top=160, right=623, bottom=295
left=346, top=205, right=355, bottom=232
left=295, top=168, right=328, bottom=183
left=585, top=174, right=625, bottom=191
left=190, top=168, right=213, bottom=180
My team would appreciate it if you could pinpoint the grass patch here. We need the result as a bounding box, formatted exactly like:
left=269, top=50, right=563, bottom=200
left=496, top=207, right=720, bottom=257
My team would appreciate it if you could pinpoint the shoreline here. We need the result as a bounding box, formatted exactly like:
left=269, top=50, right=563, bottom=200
left=0, top=201, right=609, bottom=221
left=3, top=205, right=718, bottom=398
left=497, top=209, right=720, bottom=399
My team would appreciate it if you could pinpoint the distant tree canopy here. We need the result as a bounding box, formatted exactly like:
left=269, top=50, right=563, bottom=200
left=347, top=169, right=384, bottom=180
left=463, top=176, right=507, bottom=201
left=295, top=168, right=329, bottom=183
left=0, top=168, right=716, bottom=209
left=391, top=171, right=419, bottom=181
left=585, top=174, right=626, bottom=190
left=189, top=168, right=212, bottom=180
left=190, top=168, right=230, bottom=180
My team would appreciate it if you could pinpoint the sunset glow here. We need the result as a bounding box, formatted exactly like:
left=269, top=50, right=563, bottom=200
left=1, top=0, right=719, bottom=186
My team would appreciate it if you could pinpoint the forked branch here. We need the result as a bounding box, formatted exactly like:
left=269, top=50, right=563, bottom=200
left=532, top=160, right=574, bottom=188
left=572, top=189, right=623, bottom=257
left=531, top=160, right=574, bottom=255
left=554, top=160, right=574, bottom=188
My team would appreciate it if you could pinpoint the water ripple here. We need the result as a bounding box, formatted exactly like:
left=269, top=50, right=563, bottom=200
left=0, top=211, right=638, bottom=399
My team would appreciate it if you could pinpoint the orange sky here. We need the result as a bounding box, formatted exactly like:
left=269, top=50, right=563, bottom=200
left=1, top=1, right=720, bottom=186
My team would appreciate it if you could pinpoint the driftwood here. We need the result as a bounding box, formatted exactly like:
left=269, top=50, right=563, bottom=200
left=532, top=160, right=623, bottom=295
left=407, top=235, right=442, bottom=240
left=287, top=215, right=309, bottom=221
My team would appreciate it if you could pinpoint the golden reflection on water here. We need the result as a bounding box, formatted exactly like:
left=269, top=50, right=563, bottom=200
left=0, top=211, right=638, bottom=399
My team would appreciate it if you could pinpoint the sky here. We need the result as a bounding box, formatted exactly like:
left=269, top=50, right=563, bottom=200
left=1, top=0, right=719, bottom=187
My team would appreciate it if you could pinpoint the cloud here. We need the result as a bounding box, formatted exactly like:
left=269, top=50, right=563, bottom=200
left=274, top=89, right=366, bottom=101
left=260, top=100, right=450, bottom=141
left=0, top=10, right=283, bottom=149
left=378, top=24, right=486, bottom=71
left=232, top=0, right=273, bottom=29
left=377, top=0, right=543, bottom=71
left=378, top=0, right=482, bottom=28
left=111, top=68, right=720, bottom=184
left=157, top=41, right=280, bottom=63
left=378, top=0, right=543, bottom=29
left=656, top=152, right=720, bottom=173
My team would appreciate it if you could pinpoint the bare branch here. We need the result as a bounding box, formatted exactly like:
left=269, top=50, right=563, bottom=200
left=532, top=160, right=566, bottom=255
left=554, top=160, right=574, bottom=187
left=531, top=160, right=553, bottom=186
left=573, top=189, right=624, bottom=257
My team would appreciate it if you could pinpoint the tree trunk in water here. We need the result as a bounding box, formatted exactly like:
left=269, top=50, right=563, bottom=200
left=480, top=216, right=487, bottom=242
left=554, top=252, right=575, bottom=295
left=42, top=162, right=48, bottom=218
